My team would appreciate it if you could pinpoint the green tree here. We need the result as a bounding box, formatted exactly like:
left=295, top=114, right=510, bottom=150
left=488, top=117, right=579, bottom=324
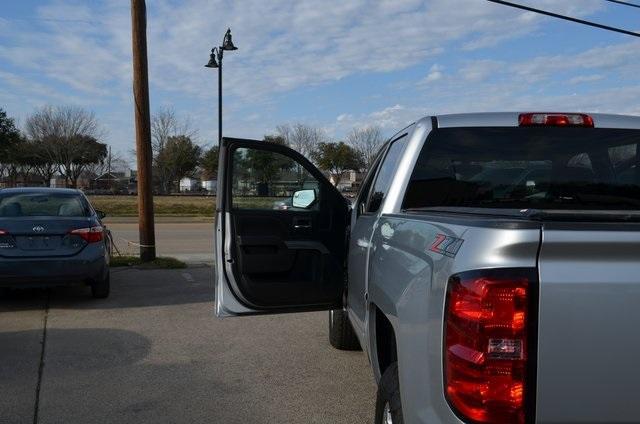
left=237, top=135, right=292, bottom=196
left=200, top=146, right=219, bottom=180
left=245, top=149, right=289, bottom=186
left=155, top=135, right=201, bottom=193
left=65, top=135, right=108, bottom=188
left=0, top=108, right=20, bottom=146
left=263, top=134, right=286, bottom=145
left=312, top=142, right=364, bottom=187
left=0, top=108, right=22, bottom=185
left=26, top=140, right=57, bottom=186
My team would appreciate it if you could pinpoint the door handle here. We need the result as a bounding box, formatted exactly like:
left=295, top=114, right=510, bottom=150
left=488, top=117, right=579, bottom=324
left=293, top=218, right=312, bottom=230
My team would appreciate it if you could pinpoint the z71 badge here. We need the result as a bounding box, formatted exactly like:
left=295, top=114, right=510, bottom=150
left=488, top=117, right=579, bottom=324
left=429, top=234, right=463, bottom=258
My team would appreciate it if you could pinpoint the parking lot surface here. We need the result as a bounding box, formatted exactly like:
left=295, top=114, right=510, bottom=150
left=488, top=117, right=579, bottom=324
left=0, top=266, right=376, bottom=424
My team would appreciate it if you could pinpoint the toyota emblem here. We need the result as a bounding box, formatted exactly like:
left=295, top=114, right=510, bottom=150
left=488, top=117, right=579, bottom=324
left=32, top=225, right=45, bottom=233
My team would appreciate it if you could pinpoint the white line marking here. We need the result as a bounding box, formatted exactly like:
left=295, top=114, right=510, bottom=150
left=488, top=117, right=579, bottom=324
left=182, top=272, right=194, bottom=282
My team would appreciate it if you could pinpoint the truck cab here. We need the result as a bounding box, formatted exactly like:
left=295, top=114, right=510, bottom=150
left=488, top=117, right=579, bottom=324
left=215, top=112, right=640, bottom=424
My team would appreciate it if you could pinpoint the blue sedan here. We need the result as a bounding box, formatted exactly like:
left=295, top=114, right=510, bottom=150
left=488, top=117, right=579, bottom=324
left=0, top=188, right=111, bottom=298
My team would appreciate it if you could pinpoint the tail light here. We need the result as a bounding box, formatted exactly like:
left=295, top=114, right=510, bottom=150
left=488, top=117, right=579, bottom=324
left=519, top=113, right=594, bottom=128
left=444, top=269, right=536, bottom=424
left=0, top=229, right=8, bottom=235
left=69, top=226, right=104, bottom=243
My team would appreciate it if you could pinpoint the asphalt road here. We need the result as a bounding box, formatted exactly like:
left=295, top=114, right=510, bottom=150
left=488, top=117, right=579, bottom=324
left=107, top=221, right=214, bottom=263
left=0, top=266, right=376, bottom=424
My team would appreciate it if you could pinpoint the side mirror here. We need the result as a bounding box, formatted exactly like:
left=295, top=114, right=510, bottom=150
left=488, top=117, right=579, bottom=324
left=292, top=189, right=316, bottom=209
left=96, top=210, right=107, bottom=220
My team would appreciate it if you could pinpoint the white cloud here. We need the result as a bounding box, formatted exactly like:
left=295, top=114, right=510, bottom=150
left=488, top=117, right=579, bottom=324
left=459, top=60, right=504, bottom=82
left=332, top=39, right=640, bottom=134
left=421, top=64, right=444, bottom=84
left=569, top=74, right=603, bottom=84
left=0, top=0, right=629, bottom=152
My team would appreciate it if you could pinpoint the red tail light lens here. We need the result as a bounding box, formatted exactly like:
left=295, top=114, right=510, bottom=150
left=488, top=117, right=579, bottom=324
left=519, top=113, right=594, bottom=128
left=444, top=269, right=535, bottom=424
left=70, top=226, right=104, bottom=243
left=0, top=229, right=8, bottom=235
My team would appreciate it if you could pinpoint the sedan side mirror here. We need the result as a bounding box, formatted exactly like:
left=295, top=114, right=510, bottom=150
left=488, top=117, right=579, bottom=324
left=96, top=210, right=107, bottom=220
left=292, top=189, right=316, bottom=209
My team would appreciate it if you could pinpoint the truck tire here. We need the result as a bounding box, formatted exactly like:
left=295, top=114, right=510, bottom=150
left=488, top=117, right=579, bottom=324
left=375, top=362, right=403, bottom=424
left=91, top=272, right=110, bottom=299
left=328, top=309, right=361, bottom=351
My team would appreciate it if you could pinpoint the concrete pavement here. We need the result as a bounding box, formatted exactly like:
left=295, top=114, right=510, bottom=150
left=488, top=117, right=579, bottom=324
left=0, top=266, right=376, bottom=424
left=106, top=221, right=214, bottom=264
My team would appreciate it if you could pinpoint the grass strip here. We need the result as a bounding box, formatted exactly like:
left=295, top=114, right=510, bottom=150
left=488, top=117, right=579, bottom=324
left=110, top=255, right=187, bottom=269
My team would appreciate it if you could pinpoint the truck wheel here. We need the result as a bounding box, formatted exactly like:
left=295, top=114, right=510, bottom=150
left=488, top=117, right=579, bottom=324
left=91, top=272, right=110, bottom=299
left=328, top=309, right=361, bottom=351
left=375, top=362, right=403, bottom=424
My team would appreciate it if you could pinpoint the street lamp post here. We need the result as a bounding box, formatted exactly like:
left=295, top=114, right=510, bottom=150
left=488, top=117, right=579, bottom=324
left=205, top=28, right=238, bottom=145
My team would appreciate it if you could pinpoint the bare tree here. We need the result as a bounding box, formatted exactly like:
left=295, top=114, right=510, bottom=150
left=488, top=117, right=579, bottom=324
left=86, top=148, right=131, bottom=177
left=25, top=105, right=103, bottom=141
left=24, top=105, right=107, bottom=187
left=151, top=106, right=198, bottom=193
left=151, top=106, right=197, bottom=154
left=275, top=123, right=327, bottom=158
left=346, top=125, right=385, bottom=170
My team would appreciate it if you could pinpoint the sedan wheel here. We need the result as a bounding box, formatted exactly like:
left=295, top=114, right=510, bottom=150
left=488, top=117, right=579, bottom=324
left=91, top=272, right=110, bottom=299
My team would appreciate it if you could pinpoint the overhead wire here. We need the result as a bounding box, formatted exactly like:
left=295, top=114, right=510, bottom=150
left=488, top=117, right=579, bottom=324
left=485, top=0, right=640, bottom=38
left=603, top=0, right=640, bottom=9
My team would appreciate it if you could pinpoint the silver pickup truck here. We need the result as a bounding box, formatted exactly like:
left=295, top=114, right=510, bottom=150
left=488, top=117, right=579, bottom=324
left=214, top=112, right=640, bottom=424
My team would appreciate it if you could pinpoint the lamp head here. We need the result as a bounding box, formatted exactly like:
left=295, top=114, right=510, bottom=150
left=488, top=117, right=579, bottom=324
left=204, top=49, right=219, bottom=68
left=222, top=28, right=238, bottom=51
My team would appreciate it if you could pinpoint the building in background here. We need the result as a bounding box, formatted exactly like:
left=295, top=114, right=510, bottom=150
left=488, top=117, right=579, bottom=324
left=329, top=170, right=365, bottom=192
left=179, top=177, right=199, bottom=193
left=201, top=180, right=217, bottom=195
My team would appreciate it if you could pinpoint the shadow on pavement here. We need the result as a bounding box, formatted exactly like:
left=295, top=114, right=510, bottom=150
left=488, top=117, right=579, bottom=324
left=0, top=266, right=214, bottom=312
left=0, top=328, right=152, bottom=424
left=0, top=328, right=152, bottom=380
left=1, top=328, right=266, bottom=423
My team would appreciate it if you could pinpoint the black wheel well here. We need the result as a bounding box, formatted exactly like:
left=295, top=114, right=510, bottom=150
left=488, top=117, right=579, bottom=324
left=374, top=305, right=397, bottom=379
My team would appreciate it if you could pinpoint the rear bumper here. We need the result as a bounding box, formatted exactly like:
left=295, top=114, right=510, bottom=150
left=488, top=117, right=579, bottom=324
left=0, top=249, right=107, bottom=287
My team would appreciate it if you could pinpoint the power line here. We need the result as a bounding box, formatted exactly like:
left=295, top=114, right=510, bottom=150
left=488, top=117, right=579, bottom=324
left=604, top=0, right=640, bottom=9
left=486, top=0, right=640, bottom=38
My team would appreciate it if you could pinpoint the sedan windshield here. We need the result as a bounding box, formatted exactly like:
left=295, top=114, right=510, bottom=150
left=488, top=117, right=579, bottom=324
left=0, top=192, right=91, bottom=217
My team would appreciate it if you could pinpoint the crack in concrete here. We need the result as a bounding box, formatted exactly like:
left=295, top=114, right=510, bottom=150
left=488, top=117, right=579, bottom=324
left=33, top=290, right=50, bottom=424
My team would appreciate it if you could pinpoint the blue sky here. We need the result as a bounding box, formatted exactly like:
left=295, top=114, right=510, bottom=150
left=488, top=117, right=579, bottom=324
left=1, top=0, right=639, bottom=159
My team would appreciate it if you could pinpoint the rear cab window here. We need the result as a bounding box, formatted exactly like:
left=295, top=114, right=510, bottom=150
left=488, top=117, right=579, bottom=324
left=0, top=192, right=91, bottom=217
left=403, top=127, right=640, bottom=211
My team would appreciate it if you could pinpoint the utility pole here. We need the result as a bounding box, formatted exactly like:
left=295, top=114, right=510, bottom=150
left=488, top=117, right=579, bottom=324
left=130, top=0, right=156, bottom=262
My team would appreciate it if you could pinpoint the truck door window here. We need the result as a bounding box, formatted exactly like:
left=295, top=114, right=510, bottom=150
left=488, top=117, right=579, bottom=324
left=231, top=147, right=321, bottom=211
left=366, top=136, right=407, bottom=213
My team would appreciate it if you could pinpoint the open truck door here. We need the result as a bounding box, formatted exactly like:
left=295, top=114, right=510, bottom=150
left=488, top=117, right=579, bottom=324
left=215, top=137, right=350, bottom=317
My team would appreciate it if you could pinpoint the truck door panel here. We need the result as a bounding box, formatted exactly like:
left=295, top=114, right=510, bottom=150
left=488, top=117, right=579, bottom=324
left=215, top=138, right=349, bottom=315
